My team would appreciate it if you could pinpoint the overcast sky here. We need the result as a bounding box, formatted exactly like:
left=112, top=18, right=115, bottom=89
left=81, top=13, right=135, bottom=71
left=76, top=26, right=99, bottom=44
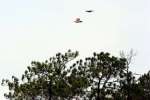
left=0, top=0, right=150, bottom=99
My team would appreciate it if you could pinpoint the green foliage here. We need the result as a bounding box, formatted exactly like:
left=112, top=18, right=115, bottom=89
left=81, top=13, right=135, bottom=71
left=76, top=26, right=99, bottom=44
left=83, top=52, right=127, bottom=100
left=138, top=71, right=150, bottom=100
left=2, top=50, right=150, bottom=100
left=2, top=50, right=79, bottom=99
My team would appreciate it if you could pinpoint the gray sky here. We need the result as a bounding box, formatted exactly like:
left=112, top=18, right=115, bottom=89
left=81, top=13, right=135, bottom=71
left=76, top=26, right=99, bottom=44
left=0, top=0, right=150, bottom=99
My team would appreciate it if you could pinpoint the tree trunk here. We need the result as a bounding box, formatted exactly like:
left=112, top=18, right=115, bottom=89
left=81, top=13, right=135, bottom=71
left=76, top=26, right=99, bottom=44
left=96, top=96, right=100, bottom=100
left=127, top=96, right=132, bottom=100
left=97, top=78, right=101, bottom=100
left=48, top=81, right=52, bottom=100
left=126, top=63, right=132, bottom=100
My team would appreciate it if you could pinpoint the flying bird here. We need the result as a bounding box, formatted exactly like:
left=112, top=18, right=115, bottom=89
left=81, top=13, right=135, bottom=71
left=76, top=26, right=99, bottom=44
left=74, top=18, right=83, bottom=23
left=85, top=10, right=94, bottom=13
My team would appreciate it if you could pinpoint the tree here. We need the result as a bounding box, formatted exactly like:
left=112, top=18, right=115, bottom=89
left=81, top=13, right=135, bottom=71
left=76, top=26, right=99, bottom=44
left=1, top=76, right=20, bottom=100
left=83, top=52, right=127, bottom=100
left=4, top=50, right=149, bottom=100
left=138, top=70, right=150, bottom=100
left=2, top=50, right=79, bottom=100
left=119, top=50, right=141, bottom=100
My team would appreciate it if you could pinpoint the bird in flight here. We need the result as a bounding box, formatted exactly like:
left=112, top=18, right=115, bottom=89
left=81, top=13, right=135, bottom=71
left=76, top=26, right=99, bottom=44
left=74, top=18, right=83, bottom=23
left=85, top=10, right=94, bottom=13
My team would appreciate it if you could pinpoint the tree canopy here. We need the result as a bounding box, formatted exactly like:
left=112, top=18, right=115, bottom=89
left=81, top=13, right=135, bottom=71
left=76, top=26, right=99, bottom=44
left=1, top=50, right=150, bottom=100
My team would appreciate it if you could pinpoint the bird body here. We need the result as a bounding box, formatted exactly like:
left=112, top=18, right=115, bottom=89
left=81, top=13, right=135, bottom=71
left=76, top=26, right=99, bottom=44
left=85, top=10, right=94, bottom=13
left=74, top=18, right=83, bottom=23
